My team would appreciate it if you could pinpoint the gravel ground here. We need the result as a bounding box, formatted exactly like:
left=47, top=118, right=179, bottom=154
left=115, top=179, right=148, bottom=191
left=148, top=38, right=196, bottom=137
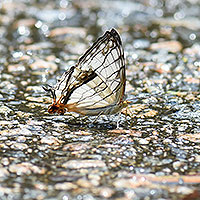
left=0, top=0, right=200, bottom=199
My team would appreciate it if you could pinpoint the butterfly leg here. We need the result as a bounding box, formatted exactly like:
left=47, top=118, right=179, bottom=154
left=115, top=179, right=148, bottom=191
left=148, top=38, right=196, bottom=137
left=116, top=112, right=122, bottom=129
left=90, top=111, right=104, bottom=124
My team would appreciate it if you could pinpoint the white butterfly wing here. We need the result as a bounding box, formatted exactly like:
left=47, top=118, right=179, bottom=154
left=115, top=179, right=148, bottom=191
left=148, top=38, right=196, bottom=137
left=47, top=29, right=126, bottom=115
left=65, top=29, right=125, bottom=115
left=78, top=28, right=125, bottom=103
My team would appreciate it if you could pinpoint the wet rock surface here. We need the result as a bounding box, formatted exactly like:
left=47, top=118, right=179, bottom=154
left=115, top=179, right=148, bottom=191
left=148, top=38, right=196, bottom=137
left=0, top=0, right=200, bottom=199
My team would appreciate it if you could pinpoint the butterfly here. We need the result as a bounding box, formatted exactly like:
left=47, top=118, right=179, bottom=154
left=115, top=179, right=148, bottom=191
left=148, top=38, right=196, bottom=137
left=43, top=28, right=127, bottom=117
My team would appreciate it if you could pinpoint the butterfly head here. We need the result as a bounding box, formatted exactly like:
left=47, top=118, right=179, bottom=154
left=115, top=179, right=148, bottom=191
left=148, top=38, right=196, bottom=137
left=48, top=103, right=66, bottom=115
left=43, top=84, right=65, bottom=114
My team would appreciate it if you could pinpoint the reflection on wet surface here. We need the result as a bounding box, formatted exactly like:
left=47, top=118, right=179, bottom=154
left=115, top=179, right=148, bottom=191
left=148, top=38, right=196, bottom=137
left=0, top=0, right=200, bottom=199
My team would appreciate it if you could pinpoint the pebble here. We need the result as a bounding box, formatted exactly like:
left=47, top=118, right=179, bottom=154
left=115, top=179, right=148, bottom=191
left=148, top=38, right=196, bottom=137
left=179, top=134, right=200, bottom=143
left=9, top=162, right=46, bottom=175
left=136, top=110, right=158, bottom=118
left=0, top=128, right=32, bottom=136
left=40, top=136, right=63, bottom=146
left=0, top=167, right=9, bottom=178
left=108, top=129, right=142, bottom=137
left=176, top=186, right=194, bottom=195
left=63, top=143, right=90, bottom=151
left=1, top=158, right=10, bottom=166
left=55, top=182, right=77, bottom=190
left=163, top=139, right=172, bottom=144
left=62, top=160, right=106, bottom=169
left=133, top=39, right=150, bottom=49
left=95, top=187, right=114, bottom=198
left=7, top=64, right=26, bottom=72
left=73, top=130, right=93, bottom=135
left=113, top=177, right=150, bottom=188
left=25, top=96, right=45, bottom=103
left=173, top=161, right=183, bottom=169
left=29, top=59, right=58, bottom=72
left=50, top=27, right=86, bottom=37
left=150, top=40, right=182, bottom=53
left=153, top=17, right=200, bottom=30
left=138, top=138, right=149, bottom=145
left=34, top=183, right=48, bottom=190
left=16, top=111, right=33, bottom=118
left=10, top=142, right=28, bottom=150
left=183, top=43, right=200, bottom=56
left=13, top=18, right=36, bottom=28
left=195, top=156, right=200, bottom=162
left=26, top=85, right=43, bottom=93
left=0, top=105, right=13, bottom=115
left=76, top=178, right=94, bottom=188
left=22, top=42, right=54, bottom=51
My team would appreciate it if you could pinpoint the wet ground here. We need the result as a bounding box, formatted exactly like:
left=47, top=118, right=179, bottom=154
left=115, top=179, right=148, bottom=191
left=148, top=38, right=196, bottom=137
left=0, top=0, right=200, bottom=199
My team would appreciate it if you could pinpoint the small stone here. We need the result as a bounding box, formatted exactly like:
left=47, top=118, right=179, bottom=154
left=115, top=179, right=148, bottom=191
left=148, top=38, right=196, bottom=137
left=50, top=27, right=86, bottom=37
left=40, top=136, right=63, bottom=146
left=98, top=187, right=114, bottom=198
left=139, top=138, right=149, bottom=145
left=113, top=177, right=150, bottom=188
left=7, top=64, right=26, bottom=72
left=26, top=85, right=43, bottom=93
left=19, top=128, right=33, bottom=136
left=0, top=128, right=32, bottom=136
left=0, top=105, right=13, bottom=115
left=133, top=39, right=150, bottom=49
left=195, top=156, right=200, bottom=162
left=23, top=42, right=54, bottom=51
left=178, top=124, right=188, bottom=131
left=73, top=130, right=93, bottom=135
left=30, top=59, right=58, bottom=72
left=179, top=134, right=200, bottom=143
left=77, top=178, right=93, bottom=188
left=184, top=43, right=200, bottom=56
left=108, top=130, right=142, bottom=137
left=13, top=18, right=36, bottom=28
left=1, top=158, right=10, bottom=166
left=173, top=161, right=182, bottom=169
left=34, top=182, right=48, bottom=190
left=16, top=136, right=26, bottom=142
left=176, top=186, right=194, bottom=195
left=0, top=120, right=16, bottom=126
left=153, top=17, right=200, bottom=30
left=137, top=110, right=158, bottom=118
left=16, top=111, right=33, bottom=118
left=55, top=182, right=77, bottom=190
left=9, top=162, right=46, bottom=175
left=63, top=143, right=90, bottom=151
left=62, top=160, right=106, bottom=169
left=150, top=40, right=182, bottom=53
left=26, top=96, right=46, bottom=103
left=10, top=142, right=28, bottom=150
left=0, top=167, right=9, bottom=178
left=163, top=138, right=172, bottom=144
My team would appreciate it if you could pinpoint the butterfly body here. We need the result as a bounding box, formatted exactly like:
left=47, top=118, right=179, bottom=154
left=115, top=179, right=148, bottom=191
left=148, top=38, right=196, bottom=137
left=44, top=28, right=126, bottom=117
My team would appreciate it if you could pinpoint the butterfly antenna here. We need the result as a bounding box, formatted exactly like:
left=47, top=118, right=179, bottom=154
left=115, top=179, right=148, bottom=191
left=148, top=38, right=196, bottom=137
left=43, top=85, right=56, bottom=103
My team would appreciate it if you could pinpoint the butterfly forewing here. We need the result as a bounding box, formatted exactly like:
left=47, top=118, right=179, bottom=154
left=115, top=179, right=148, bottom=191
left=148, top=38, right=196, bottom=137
left=47, top=28, right=126, bottom=115
left=78, top=29, right=125, bottom=101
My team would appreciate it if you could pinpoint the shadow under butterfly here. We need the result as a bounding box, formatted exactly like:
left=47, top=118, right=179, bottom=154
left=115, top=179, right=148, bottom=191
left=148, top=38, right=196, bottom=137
left=43, top=28, right=128, bottom=128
